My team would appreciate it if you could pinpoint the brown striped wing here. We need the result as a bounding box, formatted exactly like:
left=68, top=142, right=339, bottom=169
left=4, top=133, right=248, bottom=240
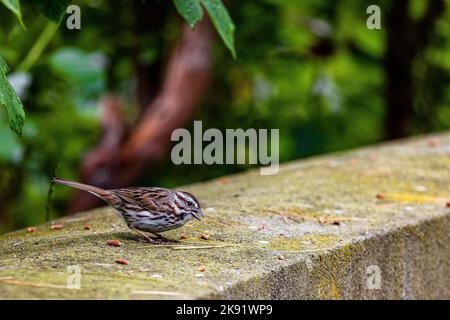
left=109, top=187, right=173, bottom=213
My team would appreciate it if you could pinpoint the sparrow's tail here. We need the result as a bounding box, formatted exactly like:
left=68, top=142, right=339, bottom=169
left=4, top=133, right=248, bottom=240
left=52, top=177, right=114, bottom=202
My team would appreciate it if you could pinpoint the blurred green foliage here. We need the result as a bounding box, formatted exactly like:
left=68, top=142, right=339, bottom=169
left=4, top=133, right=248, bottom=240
left=0, top=0, right=449, bottom=233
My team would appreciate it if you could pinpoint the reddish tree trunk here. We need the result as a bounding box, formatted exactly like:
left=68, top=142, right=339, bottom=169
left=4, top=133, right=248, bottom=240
left=69, top=19, right=214, bottom=213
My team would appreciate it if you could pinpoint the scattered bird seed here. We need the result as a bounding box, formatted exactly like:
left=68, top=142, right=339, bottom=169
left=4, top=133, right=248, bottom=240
left=180, top=233, right=188, bottom=240
left=27, top=227, right=36, bottom=233
left=428, top=138, right=439, bottom=148
left=200, top=233, right=210, bottom=240
left=376, top=193, right=385, bottom=200
left=332, top=221, right=341, bottom=226
left=446, top=201, right=450, bottom=208
left=116, top=258, right=129, bottom=265
left=107, top=240, right=122, bottom=247
left=218, top=177, right=231, bottom=185
left=277, top=255, right=285, bottom=260
left=84, top=224, right=92, bottom=230
left=198, top=265, right=206, bottom=272
left=51, top=224, right=64, bottom=230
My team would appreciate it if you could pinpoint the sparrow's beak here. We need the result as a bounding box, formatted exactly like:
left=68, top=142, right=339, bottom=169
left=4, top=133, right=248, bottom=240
left=192, top=209, right=204, bottom=221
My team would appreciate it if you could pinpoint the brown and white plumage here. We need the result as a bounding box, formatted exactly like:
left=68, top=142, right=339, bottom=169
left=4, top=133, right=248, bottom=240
left=52, top=178, right=204, bottom=242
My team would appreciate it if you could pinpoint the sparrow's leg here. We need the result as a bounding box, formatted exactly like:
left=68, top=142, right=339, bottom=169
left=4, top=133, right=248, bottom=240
left=131, top=228, right=159, bottom=244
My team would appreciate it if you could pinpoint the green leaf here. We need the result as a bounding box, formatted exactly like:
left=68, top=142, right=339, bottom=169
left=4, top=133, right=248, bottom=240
left=173, top=0, right=203, bottom=28
left=1, top=0, right=25, bottom=28
left=26, top=0, right=72, bottom=21
left=0, top=56, right=26, bottom=136
left=201, top=0, right=236, bottom=59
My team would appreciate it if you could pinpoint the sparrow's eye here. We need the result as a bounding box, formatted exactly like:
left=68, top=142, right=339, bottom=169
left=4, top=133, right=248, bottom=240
left=187, top=199, right=193, bottom=206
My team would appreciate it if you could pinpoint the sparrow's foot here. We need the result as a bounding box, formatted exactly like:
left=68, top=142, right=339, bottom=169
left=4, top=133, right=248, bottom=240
left=153, top=233, right=180, bottom=244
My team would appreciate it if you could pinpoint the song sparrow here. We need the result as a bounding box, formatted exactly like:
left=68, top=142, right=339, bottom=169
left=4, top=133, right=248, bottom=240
left=52, top=178, right=204, bottom=243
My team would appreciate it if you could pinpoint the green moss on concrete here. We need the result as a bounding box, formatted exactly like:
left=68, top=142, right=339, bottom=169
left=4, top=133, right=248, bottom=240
left=0, top=133, right=449, bottom=299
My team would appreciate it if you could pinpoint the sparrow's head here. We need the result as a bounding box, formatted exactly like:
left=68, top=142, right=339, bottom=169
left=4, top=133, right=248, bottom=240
left=174, top=191, right=204, bottom=221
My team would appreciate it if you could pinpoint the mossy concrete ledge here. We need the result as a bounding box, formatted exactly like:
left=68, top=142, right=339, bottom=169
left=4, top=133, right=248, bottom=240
left=1, top=133, right=449, bottom=299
